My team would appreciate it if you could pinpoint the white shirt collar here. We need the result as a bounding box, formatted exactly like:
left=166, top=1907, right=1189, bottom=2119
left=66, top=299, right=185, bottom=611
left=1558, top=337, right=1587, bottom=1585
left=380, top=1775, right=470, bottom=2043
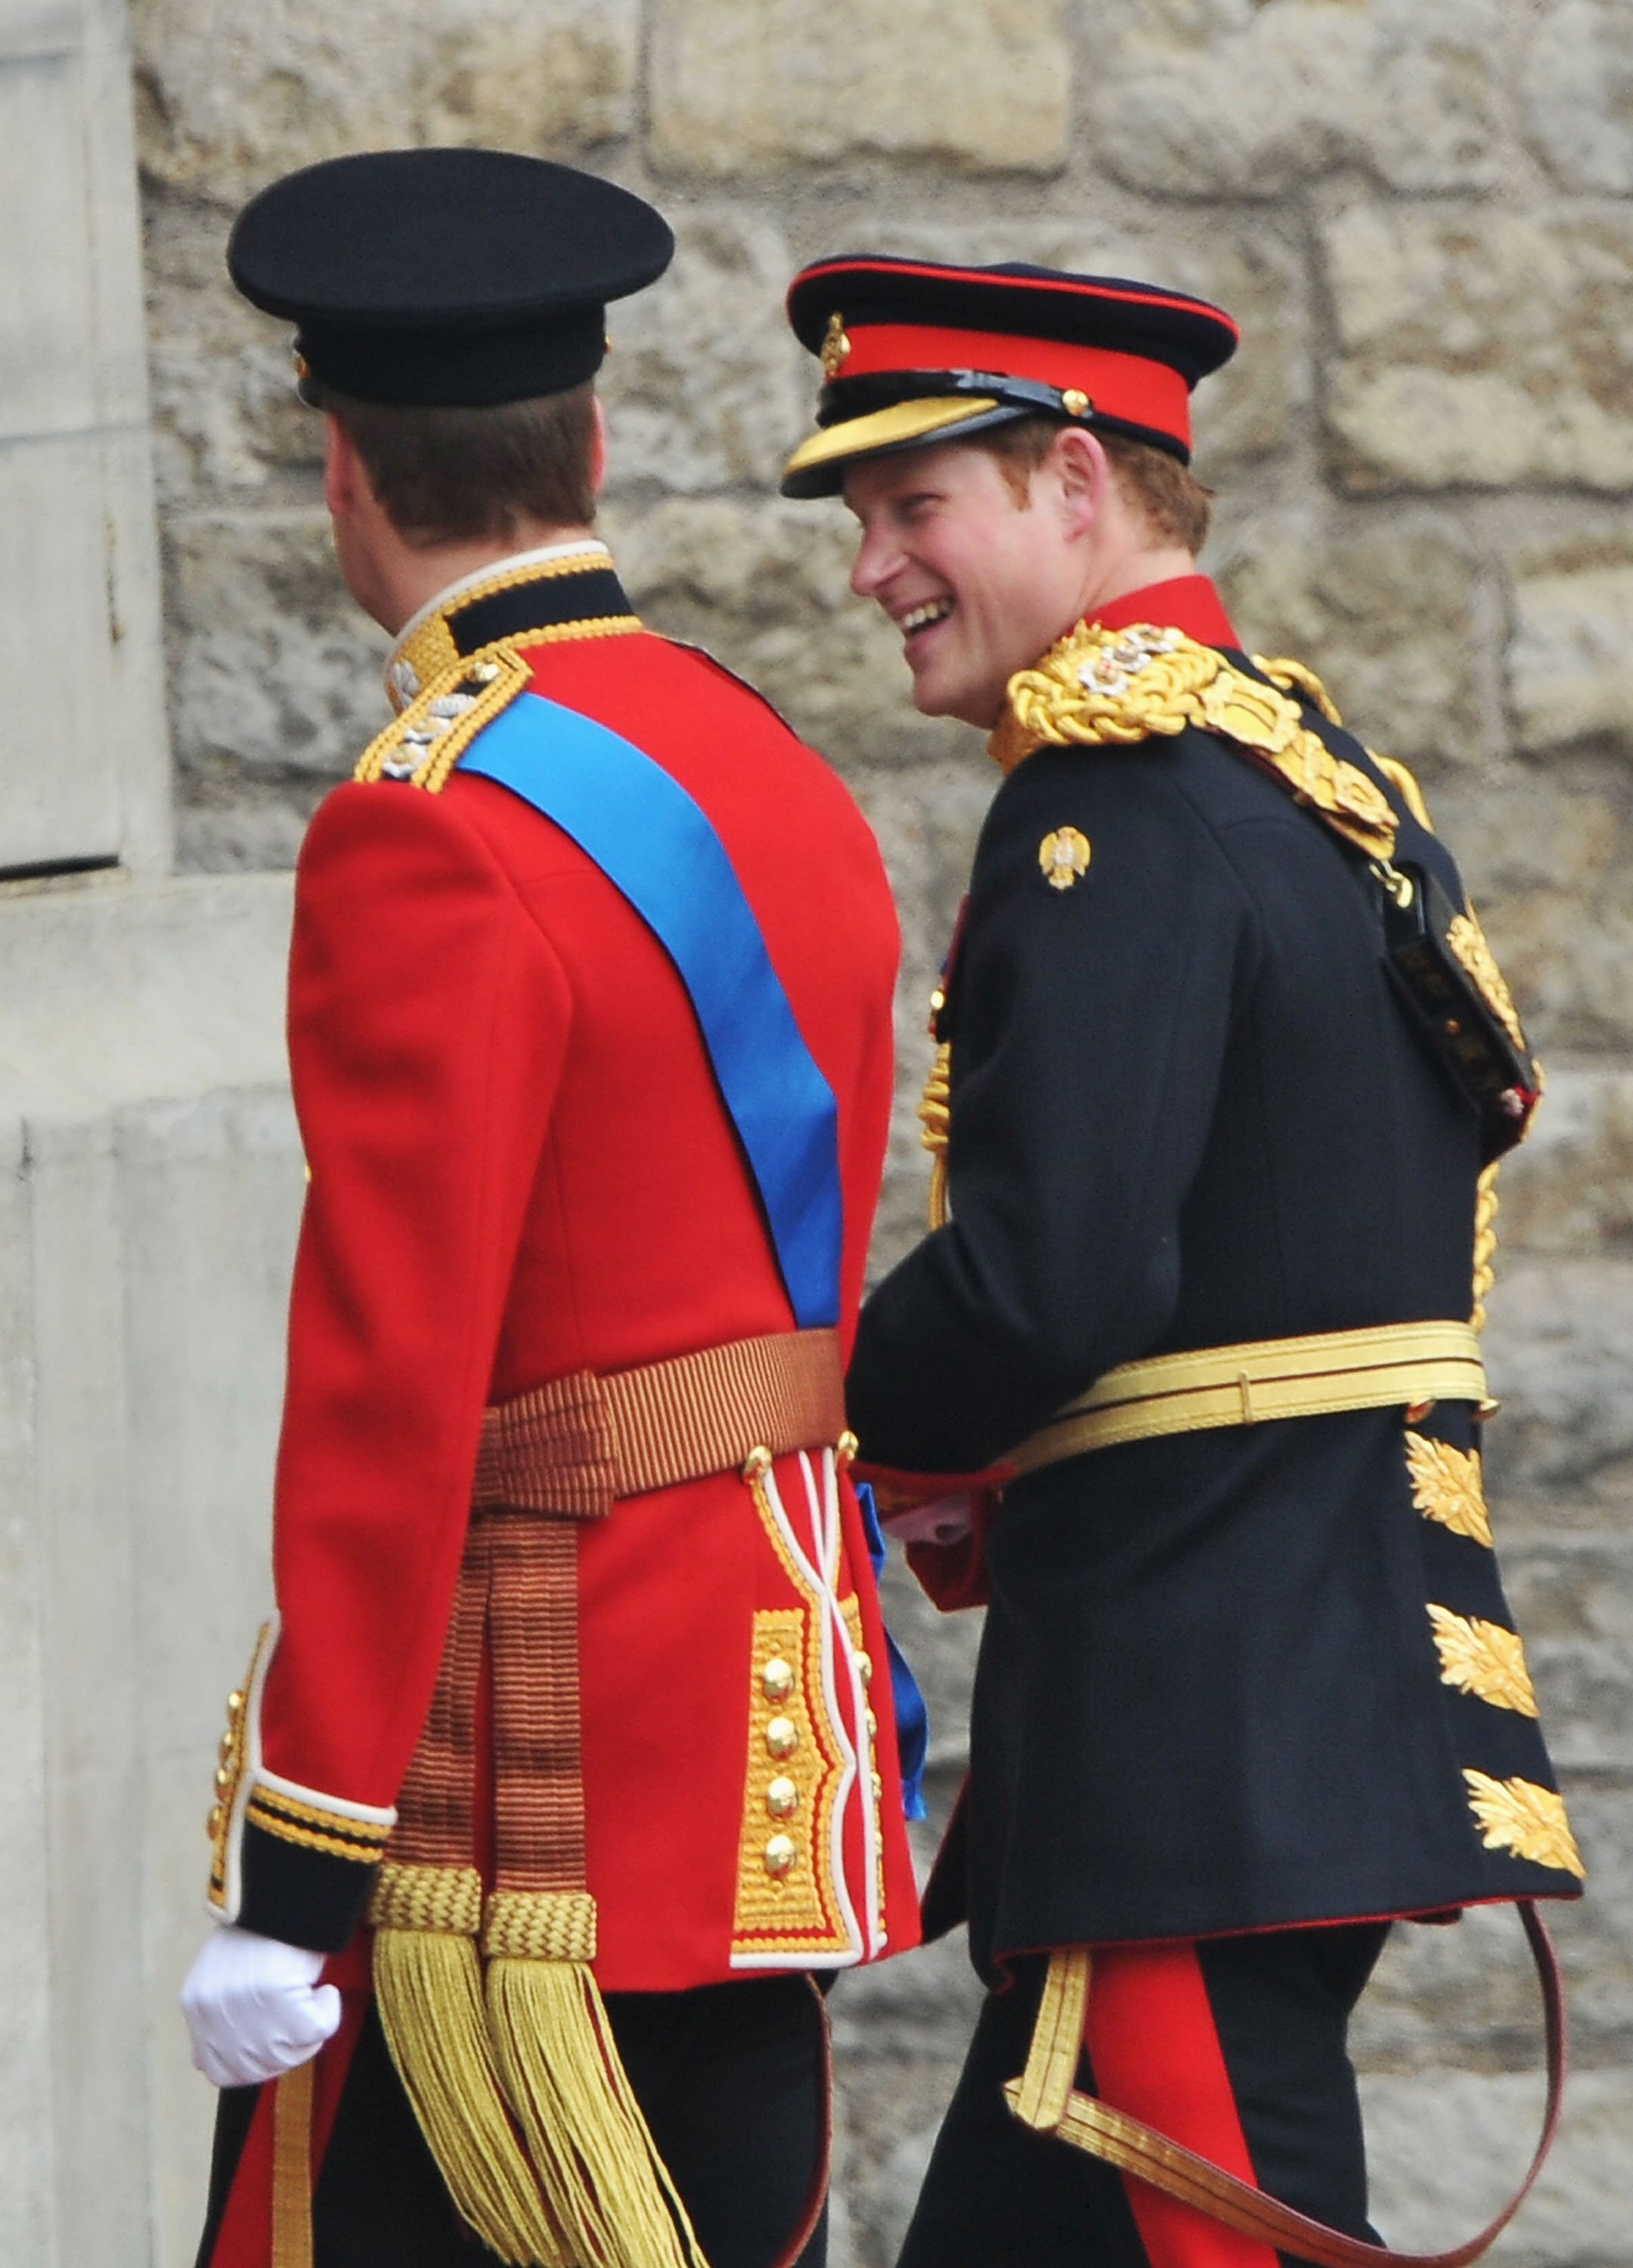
left=385, top=537, right=612, bottom=708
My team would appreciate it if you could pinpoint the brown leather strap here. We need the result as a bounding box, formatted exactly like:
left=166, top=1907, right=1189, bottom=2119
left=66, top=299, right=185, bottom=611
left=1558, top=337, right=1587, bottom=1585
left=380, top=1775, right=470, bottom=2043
left=1008, top=1902, right=1566, bottom=2268
left=474, top=1326, right=845, bottom=1520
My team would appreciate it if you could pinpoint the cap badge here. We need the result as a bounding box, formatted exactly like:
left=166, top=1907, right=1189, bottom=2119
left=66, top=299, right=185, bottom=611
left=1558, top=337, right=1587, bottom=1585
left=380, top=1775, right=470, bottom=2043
left=821, top=311, right=851, bottom=380
left=1040, top=827, right=1091, bottom=891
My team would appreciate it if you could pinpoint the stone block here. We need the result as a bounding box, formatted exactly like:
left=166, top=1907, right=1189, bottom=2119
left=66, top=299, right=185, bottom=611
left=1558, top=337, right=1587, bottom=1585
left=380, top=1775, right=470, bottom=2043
left=0, top=433, right=129, bottom=869
left=119, top=1089, right=302, bottom=2268
left=165, top=510, right=389, bottom=870
left=647, top=0, right=1070, bottom=177
left=604, top=494, right=987, bottom=779
left=1495, top=1065, right=1633, bottom=1259
left=838, top=216, right=1307, bottom=476
left=1086, top=0, right=1502, bottom=199
left=1482, top=1258, right=1633, bottom=1492
left=1508, top=558, right=1633, bottom=761
left=132, top=0, right=638, bottom=203
left=1322, top=206, right=1633, bottom=493
left=1214, top=507, right=1480, bottom=765
left=1361, top=2066, right=1633, bottom=2261
left=143, top=187, right=322, bottom=511
left=1522, top=0, right=1633, bottom=195
left=1428, top=772, right=1633, bottom=1054
left=0, top=47, right=99, bottom=438
left=600, top=212, right=804, bottom=497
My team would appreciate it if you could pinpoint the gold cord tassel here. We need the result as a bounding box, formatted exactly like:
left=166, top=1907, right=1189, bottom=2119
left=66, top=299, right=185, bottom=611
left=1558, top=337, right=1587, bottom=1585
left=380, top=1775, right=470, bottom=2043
left=484, top=1892, right=704, bottom=2268
left=372, top=1864, right=569, bottom=2268
left=920, top=1040, right=952, bottom=1231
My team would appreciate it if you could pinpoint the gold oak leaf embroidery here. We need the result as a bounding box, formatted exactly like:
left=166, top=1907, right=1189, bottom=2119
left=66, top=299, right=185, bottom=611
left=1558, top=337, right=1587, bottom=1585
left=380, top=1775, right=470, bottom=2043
left=1446, top=907, right=1527, bottom=1053
left=991, top=624, right=1396, bottom=860
left=1463, top=1771, right=1585, bottom=1879
left=1405, top=1431, right=1492, bottom=1548
left=1427, top=1604, right=1538, bottom=1717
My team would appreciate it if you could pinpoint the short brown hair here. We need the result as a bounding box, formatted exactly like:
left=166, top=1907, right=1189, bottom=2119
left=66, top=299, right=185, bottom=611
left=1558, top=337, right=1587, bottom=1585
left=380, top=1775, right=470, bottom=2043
left=971, top=414, right=1214, bottom=555
left=311, top=380, right=598, bottom=547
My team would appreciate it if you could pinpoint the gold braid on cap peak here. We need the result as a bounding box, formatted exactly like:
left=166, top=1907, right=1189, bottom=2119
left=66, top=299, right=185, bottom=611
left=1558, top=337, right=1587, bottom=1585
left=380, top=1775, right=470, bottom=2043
left=990, top=623, right=1397, bottom=862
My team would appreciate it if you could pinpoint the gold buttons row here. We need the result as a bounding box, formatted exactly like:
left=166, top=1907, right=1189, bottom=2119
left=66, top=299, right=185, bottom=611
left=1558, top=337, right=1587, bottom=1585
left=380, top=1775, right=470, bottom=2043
left=760, top=1650, right=803, bottom=1876
left=207, top=1687, right=246, bottom=1842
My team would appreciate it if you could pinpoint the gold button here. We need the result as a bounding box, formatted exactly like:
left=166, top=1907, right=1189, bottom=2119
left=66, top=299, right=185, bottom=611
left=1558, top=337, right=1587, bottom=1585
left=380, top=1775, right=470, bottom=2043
left=1062, top=387, right=1092, bottom=418
left=764, top=1833, right=798, bottom=1877
left=742, top=1444, right=773, bottom=1481
left=206, top=1805, right=224, bottom=1838
left=857, top=1650, right=873, bottom=1687
left=761, top=1657, right=795, bottom=1703
left=226, top=1690, right=245, bottom=1717
left=836, top=1430, right=859, bottom=1467
left=218, top=1732, right=235, bottom=1765
left=214, top=1765, right=232, bottom=1793
left=766, top=1776, right=799, bottom=1819
left=766, top=1715, right=799, bottom=1761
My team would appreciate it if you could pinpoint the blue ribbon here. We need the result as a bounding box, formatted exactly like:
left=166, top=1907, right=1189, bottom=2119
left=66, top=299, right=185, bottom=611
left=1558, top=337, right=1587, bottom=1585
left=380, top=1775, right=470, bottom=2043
left=462, top=692, right=842, bottom=1328
left=855, top=1483, right=928, bottom=1821
left=460, top=690, right=928, bottom=1815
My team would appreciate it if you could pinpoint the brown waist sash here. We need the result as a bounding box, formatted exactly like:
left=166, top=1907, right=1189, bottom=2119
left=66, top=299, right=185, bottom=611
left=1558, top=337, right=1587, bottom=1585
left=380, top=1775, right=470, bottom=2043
left=373, top=1325, right=846, bottom=2268
left=1008, top=1905, right=1566, bottom=2268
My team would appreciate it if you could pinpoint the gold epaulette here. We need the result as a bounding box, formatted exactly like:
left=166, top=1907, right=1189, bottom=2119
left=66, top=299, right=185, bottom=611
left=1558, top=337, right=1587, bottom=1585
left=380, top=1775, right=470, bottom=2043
left=354, top=642, right=531, bottom=794
left=989, top=622, right=1398, bottom=862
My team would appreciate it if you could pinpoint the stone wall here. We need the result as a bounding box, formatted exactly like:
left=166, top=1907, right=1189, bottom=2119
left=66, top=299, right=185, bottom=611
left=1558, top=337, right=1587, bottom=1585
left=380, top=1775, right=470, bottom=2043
left=129, top=2, right=1633, bottom=2260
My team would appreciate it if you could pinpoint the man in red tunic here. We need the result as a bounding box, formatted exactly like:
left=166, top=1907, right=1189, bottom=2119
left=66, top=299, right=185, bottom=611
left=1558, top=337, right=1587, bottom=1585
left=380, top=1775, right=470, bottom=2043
left=180, top=153, right=920, bottom=2268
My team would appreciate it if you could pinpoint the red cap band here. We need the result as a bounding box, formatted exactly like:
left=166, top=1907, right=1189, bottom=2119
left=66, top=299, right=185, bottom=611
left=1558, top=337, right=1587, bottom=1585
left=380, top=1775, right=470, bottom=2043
left=835, top=322, right=1194, bottom=451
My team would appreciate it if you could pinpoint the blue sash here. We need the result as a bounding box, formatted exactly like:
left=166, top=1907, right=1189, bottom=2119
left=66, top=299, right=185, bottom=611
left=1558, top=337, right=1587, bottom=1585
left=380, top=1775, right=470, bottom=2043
left=461, top=689, right=928, bottom=1814
left=460, top=691, right=842, bottom=1329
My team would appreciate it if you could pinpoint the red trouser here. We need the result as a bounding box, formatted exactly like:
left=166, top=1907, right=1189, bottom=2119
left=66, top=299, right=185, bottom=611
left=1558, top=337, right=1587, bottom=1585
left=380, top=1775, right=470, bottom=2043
left=898, top=1923, right=1390, bottom=2268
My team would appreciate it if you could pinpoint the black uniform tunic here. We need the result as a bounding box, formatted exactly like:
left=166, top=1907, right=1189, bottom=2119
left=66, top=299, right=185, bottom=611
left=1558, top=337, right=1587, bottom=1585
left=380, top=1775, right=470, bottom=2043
left=848, top=586, right=1581, bottom=1975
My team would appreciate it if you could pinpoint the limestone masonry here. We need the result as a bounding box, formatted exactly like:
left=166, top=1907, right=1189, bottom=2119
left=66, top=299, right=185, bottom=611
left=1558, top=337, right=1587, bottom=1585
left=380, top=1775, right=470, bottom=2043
left=119, top=1, right=1633, bottom=2259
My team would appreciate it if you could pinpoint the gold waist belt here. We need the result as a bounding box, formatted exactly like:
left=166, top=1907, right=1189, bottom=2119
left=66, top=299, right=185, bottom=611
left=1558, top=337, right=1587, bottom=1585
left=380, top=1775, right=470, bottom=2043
left=473, top=1325, right=846, bottom=1519
left=1010, top=1320, right=1489, bottom=1477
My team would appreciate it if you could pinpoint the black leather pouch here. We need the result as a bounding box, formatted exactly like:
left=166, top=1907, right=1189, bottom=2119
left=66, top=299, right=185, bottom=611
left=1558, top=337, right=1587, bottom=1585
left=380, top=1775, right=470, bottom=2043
left=1379, top=863, right=1539, bottom=1161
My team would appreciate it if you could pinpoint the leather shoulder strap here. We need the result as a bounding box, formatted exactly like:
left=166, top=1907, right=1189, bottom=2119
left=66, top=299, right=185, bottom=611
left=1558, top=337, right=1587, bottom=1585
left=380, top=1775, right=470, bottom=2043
left=1009, top=1901, right=1566, bottom=2268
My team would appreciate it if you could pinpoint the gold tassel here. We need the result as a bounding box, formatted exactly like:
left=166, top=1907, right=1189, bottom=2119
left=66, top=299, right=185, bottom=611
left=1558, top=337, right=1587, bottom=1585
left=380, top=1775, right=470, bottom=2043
left=371, top=1866, right=569, bottom=2268
left=484, top=1894, right=705, bottom=2268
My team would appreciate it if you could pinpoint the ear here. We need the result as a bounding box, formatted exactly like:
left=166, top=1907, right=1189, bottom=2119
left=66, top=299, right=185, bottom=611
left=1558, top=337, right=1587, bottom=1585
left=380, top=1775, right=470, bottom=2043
left=1048, top=424, right=1111, bottom=542
left=589, top=394, right=609, bottom=500
left=322, top=414, right=359, bottom=520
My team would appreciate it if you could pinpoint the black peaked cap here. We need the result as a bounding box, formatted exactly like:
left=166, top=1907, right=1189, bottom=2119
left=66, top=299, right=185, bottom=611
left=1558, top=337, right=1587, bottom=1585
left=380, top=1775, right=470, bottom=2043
left=786, top=256, right=1239, bottom=387
left=782, top=253, right=1238, bottom=494
left=229, top=149, right=674, bottom=407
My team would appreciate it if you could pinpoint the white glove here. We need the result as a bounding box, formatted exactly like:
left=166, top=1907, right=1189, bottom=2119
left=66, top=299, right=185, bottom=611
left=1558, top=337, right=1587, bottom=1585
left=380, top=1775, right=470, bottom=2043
left=181, top=1925, right=342, bottom=2089
left=880, top=1492, right=976, bottom=1546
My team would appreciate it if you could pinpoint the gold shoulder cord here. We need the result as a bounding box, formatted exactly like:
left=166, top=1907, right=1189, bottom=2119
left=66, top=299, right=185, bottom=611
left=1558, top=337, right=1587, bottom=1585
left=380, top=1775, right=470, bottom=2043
left=355, top=643, right=532, bottom=793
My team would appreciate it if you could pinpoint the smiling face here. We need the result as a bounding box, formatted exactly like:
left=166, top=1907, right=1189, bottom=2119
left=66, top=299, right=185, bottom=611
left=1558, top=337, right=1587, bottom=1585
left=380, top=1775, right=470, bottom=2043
left=843, top=435, right=1098, bottom=730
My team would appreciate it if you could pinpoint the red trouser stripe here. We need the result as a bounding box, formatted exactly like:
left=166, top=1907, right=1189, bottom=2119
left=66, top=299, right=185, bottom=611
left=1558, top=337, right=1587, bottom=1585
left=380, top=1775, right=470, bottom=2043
left=1086, top=1942, right=1282, bottom=2268
left=205, top=1991, right=367, bottom=2268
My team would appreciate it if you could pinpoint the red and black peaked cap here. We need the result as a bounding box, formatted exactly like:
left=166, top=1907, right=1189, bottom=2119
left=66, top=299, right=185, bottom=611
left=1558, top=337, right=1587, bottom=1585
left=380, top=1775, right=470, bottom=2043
left=781, top=254, right=1239, bottom=497
left=229, top=149, right=674, bottom=408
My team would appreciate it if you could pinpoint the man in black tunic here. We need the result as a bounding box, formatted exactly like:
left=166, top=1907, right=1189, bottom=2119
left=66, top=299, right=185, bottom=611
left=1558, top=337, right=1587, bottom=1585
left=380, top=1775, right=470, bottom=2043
left=780, top=255, right=1583, bottom=2268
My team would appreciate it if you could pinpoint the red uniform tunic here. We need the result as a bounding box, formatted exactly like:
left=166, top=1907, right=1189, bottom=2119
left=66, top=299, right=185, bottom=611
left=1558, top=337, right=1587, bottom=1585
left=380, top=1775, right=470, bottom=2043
left=206, top=550, right=921, bottom=1991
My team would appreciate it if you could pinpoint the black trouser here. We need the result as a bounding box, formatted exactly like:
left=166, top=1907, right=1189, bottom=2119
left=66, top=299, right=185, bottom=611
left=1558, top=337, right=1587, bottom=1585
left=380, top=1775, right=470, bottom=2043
left=897, top=1923, right=1390, bottom=2268
left=199, top=1973, right=830, bottom=2268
